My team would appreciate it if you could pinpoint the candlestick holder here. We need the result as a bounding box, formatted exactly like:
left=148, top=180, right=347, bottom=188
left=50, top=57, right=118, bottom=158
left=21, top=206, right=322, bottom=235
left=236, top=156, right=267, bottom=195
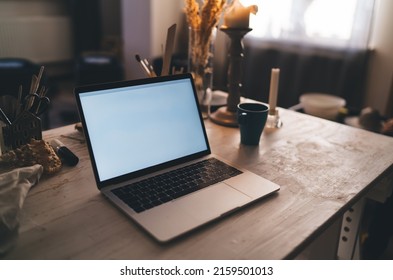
left=210, top=27, right=252, bottom=127
left=266, top=109, right=283, bottom=129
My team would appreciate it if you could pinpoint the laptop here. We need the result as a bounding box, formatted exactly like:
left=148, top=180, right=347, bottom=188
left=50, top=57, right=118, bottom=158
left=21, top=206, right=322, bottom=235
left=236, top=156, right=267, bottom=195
left=74, top=73, right=280, bottom=242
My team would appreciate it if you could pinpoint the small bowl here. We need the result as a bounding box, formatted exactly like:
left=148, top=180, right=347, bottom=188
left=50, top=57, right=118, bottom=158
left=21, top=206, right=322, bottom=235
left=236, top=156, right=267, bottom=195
left=300, top=93, right=346, bottom=120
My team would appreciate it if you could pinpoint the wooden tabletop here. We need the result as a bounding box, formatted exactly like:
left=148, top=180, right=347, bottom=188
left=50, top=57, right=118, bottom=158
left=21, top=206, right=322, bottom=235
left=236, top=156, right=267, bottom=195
left=3, top=109, right=393, bottom=259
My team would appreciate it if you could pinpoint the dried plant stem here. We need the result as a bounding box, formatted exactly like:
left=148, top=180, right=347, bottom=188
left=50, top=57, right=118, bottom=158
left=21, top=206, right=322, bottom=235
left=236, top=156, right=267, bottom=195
left=184, top=0, right=226, bottom=103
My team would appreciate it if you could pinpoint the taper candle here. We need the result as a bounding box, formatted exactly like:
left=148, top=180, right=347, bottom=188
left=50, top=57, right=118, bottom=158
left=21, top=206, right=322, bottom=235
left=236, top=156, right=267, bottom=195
left=268, top=68, right=280, bottom=115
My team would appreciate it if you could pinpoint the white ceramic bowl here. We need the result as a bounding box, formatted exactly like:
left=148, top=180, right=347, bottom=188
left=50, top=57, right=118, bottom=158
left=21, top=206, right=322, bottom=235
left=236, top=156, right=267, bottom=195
left=300, top=93, right=346, bottom=120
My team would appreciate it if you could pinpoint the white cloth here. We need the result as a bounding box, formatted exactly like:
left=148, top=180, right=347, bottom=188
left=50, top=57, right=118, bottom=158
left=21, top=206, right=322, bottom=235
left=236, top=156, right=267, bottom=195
left=0, top=164, right=43, bottom=255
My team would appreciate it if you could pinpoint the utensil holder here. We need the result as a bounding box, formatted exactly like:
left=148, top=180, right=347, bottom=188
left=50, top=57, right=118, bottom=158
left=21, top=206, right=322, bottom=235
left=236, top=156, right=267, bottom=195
left=2, top=111, right=42, bottom=150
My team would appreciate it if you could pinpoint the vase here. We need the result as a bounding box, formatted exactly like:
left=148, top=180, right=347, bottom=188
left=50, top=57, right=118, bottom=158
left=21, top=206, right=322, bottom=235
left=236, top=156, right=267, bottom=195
left=188, top=27, right=216, bottom=115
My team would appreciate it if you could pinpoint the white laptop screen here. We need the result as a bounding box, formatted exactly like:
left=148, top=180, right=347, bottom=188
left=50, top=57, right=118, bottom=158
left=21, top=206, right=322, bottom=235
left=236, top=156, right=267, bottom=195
left=78, top=76, right=209, bottom=182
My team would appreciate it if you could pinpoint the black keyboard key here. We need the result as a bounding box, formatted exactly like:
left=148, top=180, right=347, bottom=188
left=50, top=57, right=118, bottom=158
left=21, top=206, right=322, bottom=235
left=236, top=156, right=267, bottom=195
left=131, top=205, right=145, bottom=213
left=159, top=195, right=172, bottom=203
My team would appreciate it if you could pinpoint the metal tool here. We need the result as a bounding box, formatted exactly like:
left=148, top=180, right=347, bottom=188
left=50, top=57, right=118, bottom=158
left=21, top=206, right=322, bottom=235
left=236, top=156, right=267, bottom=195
left=23, top=93, right=50, bottom=116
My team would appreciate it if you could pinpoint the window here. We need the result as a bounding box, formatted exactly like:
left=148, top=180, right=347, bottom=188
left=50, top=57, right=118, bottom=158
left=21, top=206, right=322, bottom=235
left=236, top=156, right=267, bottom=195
left=241, top=0, right=375, bottom=49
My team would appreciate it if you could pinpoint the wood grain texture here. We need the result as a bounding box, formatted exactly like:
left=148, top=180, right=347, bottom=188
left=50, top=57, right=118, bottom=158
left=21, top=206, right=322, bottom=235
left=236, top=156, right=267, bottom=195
left=3, top=109, right=393, bottom=260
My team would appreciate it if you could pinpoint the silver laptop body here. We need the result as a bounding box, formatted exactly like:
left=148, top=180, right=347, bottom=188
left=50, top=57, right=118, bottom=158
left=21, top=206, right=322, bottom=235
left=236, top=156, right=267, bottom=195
left=75, top=73, right=280, bottom=242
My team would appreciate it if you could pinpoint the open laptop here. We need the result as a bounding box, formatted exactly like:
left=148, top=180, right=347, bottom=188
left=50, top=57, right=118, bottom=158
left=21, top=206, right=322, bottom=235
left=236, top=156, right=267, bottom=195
left=75, top=73, right=280, bottom=242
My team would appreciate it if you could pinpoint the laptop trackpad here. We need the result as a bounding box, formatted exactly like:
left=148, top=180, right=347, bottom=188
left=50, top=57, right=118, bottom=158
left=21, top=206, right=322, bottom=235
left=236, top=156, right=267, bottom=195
left=176, top=182, right=251, bottom=221
left=135, top=183, right=251, bottom=242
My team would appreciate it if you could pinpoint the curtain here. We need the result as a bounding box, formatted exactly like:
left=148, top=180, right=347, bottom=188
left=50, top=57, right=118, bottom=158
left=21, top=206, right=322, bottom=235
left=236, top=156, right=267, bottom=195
left=240, top=41, right=371, bottom=109
left=242, top=0, right=375, bottom=50
left=214, top=0, right=375, bottom=109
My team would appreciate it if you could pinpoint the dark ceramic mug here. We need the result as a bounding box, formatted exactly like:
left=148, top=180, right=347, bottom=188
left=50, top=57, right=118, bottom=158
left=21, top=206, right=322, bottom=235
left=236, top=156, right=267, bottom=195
left=237, top=103, right=269, bottom=145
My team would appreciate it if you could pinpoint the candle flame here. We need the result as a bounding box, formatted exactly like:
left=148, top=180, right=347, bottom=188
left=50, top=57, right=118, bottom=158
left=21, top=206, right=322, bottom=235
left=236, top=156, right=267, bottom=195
left=248, top=5, right=258, bottom=15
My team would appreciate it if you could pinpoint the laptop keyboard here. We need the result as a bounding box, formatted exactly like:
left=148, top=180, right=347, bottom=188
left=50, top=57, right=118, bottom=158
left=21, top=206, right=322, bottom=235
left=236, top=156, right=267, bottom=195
left=111, top=158, right=243, bottom=213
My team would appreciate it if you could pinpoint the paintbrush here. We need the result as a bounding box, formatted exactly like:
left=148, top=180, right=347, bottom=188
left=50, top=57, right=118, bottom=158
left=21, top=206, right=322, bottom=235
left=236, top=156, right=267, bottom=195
left=143, top=59, right=157, bottom=77
left=135, top=54, right=154, bottom=77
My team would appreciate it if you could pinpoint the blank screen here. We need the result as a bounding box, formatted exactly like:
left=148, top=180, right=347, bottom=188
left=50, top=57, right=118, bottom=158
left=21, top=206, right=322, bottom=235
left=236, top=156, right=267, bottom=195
left=79, top=78, right=208, bottom=182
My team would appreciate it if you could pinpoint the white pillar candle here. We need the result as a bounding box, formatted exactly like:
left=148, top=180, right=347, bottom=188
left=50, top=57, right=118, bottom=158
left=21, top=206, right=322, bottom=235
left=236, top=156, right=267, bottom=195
left=268, top=68, right=280, bottom=115
left=223, top=0, right=258, bottom=28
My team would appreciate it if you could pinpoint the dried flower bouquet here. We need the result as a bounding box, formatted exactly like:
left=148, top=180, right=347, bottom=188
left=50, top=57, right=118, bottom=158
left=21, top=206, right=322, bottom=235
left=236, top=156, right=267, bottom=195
left=185, top=0, right=226, bottom=64
left=184, top=0, right=226, bottom=102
